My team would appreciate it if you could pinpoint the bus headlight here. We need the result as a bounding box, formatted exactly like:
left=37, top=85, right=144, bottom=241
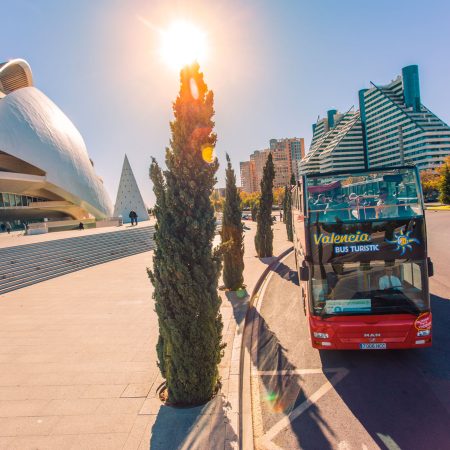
left=313, top=332, right=329, bottom=339
left=417, top=329, right=431, bottom=337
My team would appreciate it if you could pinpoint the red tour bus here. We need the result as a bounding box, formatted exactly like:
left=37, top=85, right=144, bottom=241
left=292, top=165, right=433, bottom=350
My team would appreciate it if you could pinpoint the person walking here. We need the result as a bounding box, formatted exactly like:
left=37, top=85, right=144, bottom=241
left=5, top=221, right=11, bottom=234
left=133, top=211, right=138, bottom=225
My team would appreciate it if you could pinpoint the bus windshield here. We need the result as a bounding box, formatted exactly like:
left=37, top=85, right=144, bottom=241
left=311, top=260, right=429, bottom=316
left=306, top=167, right=423, bottom=222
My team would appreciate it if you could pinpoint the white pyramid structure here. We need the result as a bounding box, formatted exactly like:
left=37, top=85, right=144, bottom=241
left=113, top=155, right=149, bottom=223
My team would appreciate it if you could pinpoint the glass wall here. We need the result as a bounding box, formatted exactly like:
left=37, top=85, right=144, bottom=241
left=0, top=192, right=47, bottom=208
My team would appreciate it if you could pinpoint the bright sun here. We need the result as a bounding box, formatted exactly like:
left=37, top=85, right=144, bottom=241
left=160, top=21, right=207, bottom=69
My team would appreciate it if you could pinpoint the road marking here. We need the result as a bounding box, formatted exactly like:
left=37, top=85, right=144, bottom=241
left=257, top=367, right=349, bottom=450
left=255, top=368, right=344, bottom=376
left=377, top=433, right=402, bottom=450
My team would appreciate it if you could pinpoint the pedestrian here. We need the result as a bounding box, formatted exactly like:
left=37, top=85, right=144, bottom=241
left=0, top=223, right=5, bottom=233
left=279, top=211, right=283, bottom=221
left=5, top=221, right=11, bottom=234
left=78, top=222, right=84, bottom=230
left=133, top=211, right=138, bottom=225
left=129, top=210, right=135, bottom=225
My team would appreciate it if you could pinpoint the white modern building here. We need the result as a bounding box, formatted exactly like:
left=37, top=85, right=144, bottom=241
left=299, top=109, right=365, bottom=174
left=359, top=65, right=450, bottom=170
left=0, top=59, right=113, bottom=222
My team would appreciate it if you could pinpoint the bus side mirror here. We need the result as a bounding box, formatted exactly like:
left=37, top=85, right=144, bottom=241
left=427, top=257, right=434, bottom=277
left=299, top=265, right=309, bottom=281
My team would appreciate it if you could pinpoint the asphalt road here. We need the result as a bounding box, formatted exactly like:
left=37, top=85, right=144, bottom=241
left=252, top=211, right=450, bottom=450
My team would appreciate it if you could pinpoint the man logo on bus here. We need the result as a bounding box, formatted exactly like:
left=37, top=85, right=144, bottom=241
left=385, top=230, right=420, bottom=256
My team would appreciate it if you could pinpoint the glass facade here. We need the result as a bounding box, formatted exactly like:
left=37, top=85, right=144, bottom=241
left=0, top=192, right=47, bottom=208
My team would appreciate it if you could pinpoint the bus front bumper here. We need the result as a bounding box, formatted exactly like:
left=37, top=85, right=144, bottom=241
left=309, top=313, right=432, bottom=350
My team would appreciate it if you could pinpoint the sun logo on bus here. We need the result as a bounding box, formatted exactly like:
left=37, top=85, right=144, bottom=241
left=385, top=230, right=420, bottom=256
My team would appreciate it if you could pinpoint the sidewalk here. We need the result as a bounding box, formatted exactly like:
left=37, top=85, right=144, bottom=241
left=0, top=219, right=291, bottom=449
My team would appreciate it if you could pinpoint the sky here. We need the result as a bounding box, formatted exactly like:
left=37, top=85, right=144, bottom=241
left=2, top=0, right=450, bottom=206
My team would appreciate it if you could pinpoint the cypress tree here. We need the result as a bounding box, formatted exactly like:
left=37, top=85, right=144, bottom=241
left=221, top=154, right=244, bottom=290
left=251, top=202, right=258, bottom=222
left=440, top=164, right=450, bottom=205
left=148, top=63, right=224, bottom=405
left=282, top=186, right=288, bottom=224
left=255, top=153, right=275, bottom=257
left=285, top=173, right=295, bottom=242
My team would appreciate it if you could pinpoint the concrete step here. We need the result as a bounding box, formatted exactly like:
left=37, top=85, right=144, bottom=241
left=0, top=232, right=154, bottom=275
left=0, top=245, right=155, bottom=295
left=0, top=226, right=154, bottom=259
left=0, top=226, right=156, bottom=294
left=0, top=240, right=155, bottom=287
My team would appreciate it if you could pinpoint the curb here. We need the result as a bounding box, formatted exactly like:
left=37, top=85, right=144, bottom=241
left=238, top=246, right=294, bottom=450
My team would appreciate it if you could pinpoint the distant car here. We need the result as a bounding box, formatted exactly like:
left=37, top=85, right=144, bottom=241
left=424, top=191, right=439, bottom=203
left=242, top=214, right=251, bottom=220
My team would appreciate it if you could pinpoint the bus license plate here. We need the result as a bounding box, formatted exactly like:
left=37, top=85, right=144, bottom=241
left=360, top=343, right=387, bottom=350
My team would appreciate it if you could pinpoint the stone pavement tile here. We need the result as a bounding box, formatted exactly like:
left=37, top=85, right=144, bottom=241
left=80, top=384, right=126, bottom=399
left=7, top=434, right=79, bottom=450
left=13, top=353, right=64, bottom=364
left=0, top=372, right=28, bottom=386
left=27, top=386, right=88, bottom=400
left=137, top=416, right=157, bottom=450
left=96, top=398, right=146, bottom=415
left=74, top=432, right=129, bottom=450
left=0, top=354, right=18, bottom=364
left=0, top=400, right=48, bottom=417
left=121, top=383, right=151, bottom=398
left=40, top=398, right=102, bottom=416
left=138, top=397, right=161, bottom=415
left=0, top=416, right=60, bottom=436
left=0, top=437, right=14, bottom=450
left=122, top=415, right=154, bottom=450
left=51, top=414, right=136, bottom=435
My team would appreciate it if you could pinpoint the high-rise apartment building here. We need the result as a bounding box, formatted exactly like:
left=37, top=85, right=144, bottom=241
left=240, top=160, right=255, bottom=193
left=299, top=65, right=450, bottom=175
left=250, top=149, right=269, bottom=191
left=240, top=137, right=305, bottom=192
left=359, top=65, right=450, bottom=170
left=299, top=109, right=364, bottom=174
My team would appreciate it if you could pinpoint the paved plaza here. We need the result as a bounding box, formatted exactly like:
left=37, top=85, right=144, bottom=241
left=0, top=220, right=291, bottom=449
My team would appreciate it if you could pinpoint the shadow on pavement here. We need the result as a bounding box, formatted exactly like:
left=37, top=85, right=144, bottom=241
left=225, top=290, right=249, bottom=330
left=149, top=393, right=237, bottom=449
left=245, top=302, right=334, bottom=448
left=320, top=293, right=450, bottom=450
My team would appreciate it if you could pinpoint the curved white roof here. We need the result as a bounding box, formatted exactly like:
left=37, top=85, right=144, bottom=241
left=0, top=59, right=33, bottom=94
left=0, top=86, right=113, bottom=218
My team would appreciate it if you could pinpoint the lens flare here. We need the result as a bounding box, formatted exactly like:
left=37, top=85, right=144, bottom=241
left=190, top=77, right=199, bottom=99
left=201, top=145, right=215, bottom=164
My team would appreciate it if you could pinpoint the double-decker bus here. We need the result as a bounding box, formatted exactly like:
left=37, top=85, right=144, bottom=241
left=292, top=165, right=433, bottom=350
